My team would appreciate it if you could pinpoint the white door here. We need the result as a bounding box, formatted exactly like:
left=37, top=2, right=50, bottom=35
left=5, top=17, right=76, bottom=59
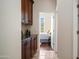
left=51, top=15, right=57, bottom=51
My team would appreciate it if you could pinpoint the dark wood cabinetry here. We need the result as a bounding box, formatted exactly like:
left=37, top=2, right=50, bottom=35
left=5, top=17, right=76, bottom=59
left=25, top=39, right=31, bottom=59
left=21, top=0, right=34, bottom=25
left=22, top=35, right=37, bottom=59
left=28, top=0, right=33, bottom=25
left=31, top=35, right=37, bottom=57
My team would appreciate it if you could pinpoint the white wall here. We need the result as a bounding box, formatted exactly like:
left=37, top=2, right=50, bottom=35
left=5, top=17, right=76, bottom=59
left=57, top=0, right=73, bottom=59
left=0, top=0, right=21, bottom=59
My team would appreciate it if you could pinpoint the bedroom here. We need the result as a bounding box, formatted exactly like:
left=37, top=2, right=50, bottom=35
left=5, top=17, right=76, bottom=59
left=39, top=12, right=56, bottom=51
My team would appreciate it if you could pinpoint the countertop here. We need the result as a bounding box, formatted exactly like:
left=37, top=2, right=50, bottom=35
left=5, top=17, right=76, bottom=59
left=22, top=34, right=38, bottom=45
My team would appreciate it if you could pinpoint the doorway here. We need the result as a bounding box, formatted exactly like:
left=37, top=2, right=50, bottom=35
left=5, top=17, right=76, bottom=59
left=39, top=12, right=57, bottom=52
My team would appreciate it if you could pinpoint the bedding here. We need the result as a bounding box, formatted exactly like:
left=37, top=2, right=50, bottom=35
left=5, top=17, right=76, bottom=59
left=40, top=33, right=49, bottom=43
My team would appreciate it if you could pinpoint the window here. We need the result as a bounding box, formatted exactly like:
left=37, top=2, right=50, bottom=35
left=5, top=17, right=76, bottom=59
left=40, top=16, right=45, bottom=32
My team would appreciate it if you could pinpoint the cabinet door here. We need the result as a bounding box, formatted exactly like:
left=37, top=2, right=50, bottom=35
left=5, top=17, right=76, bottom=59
left=34, top=37, right=37, bottom=53
left=21, top=0, right=33, bottom=25
left=25, top=41, right=31, bottom=59
left=35, top=37, right=37, bottom=52
left=28, top=0, right=33, bottom=25
left=25, top=0, right=29, bottom=24
left=21, top=0, right=25, bottom=23
left=31, top=37, right=35, bottom=57
left=22, top=44, right=26, bottom=59
left=21, top=0, right=25, bottom=15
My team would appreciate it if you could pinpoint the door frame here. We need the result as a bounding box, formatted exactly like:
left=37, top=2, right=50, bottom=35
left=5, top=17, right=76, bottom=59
left=38, top=12, right=57, bottom=52
left=73, top=0, right=78, bottom=59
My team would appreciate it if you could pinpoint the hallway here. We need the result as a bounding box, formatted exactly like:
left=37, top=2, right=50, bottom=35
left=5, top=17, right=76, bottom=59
left=32, top=44, right=58, bottom=59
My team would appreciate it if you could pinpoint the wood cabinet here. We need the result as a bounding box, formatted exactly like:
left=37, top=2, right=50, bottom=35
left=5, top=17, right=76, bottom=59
left=22, top=35, right=37, bottom=59
left=28, top=0, right=33, bottom=25
left=21, top=0, right=34, bottom=25
left=31, top=35, right=37, bottom=57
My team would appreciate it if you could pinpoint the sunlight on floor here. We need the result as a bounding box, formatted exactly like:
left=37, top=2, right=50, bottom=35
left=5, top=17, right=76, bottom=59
left=32, top=45, right=58, bottom=59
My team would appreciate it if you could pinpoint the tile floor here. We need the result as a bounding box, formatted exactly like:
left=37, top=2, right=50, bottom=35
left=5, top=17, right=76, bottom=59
left=32, top=43, right=58, bottom=59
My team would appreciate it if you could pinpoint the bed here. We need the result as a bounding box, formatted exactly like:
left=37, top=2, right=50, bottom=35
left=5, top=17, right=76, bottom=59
left=40, top=32, right=49, bottom=43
